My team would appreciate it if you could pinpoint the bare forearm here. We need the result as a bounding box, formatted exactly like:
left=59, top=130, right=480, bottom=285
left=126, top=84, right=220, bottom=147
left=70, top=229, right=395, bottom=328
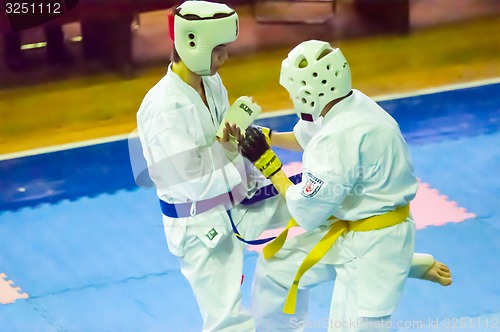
left=271, top=132, right=303, bottom=151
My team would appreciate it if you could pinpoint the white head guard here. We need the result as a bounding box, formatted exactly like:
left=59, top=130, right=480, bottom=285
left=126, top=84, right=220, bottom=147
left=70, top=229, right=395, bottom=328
left=279, top=40, right=351, bottom=122
left=170, top=1, right=239, bottom=76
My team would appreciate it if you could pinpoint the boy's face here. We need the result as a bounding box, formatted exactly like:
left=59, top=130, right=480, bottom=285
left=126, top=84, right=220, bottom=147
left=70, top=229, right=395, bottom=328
left=210, top=44, right=229, bottom=75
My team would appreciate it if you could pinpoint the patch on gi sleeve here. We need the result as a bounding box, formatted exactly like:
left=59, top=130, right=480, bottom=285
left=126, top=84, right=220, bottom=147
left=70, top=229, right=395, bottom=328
left=301, top=172, right=324, bottom=198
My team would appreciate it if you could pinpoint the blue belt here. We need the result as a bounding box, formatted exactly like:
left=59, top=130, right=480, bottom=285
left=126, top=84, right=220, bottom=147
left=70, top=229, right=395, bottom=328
left=159, top=173, right=303, bottom=245
left=239, top=173, right=302, bottom=205
left=160, top=192, right=233, bottom=218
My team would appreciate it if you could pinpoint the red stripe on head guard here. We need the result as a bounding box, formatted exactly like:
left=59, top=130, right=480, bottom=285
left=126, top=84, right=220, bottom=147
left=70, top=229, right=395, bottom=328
left=167, top=9, right=175, bottom=41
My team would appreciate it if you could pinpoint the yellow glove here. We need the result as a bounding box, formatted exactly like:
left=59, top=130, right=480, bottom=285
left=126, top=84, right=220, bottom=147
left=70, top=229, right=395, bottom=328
left=239, top=126, right=282, bottom=178
left=253, top=149, right=282, bottom=178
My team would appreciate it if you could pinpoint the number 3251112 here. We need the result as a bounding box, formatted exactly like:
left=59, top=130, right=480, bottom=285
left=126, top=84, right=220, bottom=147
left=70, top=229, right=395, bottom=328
left=5, top=2, right=61, bottom=14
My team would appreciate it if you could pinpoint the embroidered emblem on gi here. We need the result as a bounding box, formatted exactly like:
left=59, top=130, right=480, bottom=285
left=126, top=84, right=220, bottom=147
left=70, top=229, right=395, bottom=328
left=301, top=172, right=324, bottom=198
left=206, top=228, right=218, bottom=241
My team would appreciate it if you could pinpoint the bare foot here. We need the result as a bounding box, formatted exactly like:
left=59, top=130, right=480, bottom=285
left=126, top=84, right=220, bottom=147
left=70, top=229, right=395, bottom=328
left=421, top=261, right=452, bottom=286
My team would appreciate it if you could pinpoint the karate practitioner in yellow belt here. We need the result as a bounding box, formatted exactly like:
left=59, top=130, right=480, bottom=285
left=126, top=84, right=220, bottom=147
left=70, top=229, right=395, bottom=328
left=239, top=40, right=451, bottom=332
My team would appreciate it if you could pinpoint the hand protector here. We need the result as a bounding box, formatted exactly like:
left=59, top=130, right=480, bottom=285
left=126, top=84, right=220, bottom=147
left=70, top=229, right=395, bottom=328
left=239, top=126, right=282, bottom=178
left=216, top=96, right=262, bottom=138
left=250, top=125, right=272, bottom=145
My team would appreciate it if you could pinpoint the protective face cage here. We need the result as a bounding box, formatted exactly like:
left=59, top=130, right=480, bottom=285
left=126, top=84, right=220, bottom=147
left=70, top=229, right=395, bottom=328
left=168, top=1, right=239, bottom=76
left=279, top=40, right=352, bottom=122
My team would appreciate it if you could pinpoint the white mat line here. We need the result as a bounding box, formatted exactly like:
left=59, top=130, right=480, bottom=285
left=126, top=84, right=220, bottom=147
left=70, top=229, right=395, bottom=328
left=0, top=134, right=134, bottom=161
left=372, top=77, right=500, bottom=102
left=260, top=77, right=500, bottom=118
left=1, top=77, right=498, bottom=161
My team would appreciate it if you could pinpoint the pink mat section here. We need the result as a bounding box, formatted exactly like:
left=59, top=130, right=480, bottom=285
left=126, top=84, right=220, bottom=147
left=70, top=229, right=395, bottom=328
left=0, top=273, right=29, bottom=304
left=412, top=180, right=476, bottom=229
left=247, top=162, right=476, bottom=253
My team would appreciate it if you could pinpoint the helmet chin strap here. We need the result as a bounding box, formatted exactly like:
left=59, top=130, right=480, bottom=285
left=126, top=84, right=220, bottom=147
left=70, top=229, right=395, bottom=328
left=309, top=90, right=353, bottom=121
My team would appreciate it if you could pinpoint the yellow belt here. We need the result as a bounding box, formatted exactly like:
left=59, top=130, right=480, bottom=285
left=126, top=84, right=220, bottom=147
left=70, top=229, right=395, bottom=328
left=262, top=204, right=410, bottom=315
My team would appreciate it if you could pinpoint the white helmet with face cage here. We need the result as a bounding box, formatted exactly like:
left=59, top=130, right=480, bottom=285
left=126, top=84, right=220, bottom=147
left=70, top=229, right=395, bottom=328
left=280, top=40, right=352, bottom=122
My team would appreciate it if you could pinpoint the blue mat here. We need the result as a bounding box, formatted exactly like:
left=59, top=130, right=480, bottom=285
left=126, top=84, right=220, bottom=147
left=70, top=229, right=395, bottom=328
left=1, top=82, right=499, bottom=330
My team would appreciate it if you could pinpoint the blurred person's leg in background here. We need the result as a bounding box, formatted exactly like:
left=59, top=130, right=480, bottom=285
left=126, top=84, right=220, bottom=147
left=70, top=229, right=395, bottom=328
left=2, top=30, right=27, bottom=70
left=2, top=22, right=74, bottom=71
left=44, top=23, right=75, bottom=66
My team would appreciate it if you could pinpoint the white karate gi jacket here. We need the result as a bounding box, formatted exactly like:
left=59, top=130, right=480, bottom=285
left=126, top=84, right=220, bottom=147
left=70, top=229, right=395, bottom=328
left=288, top=89, right=418, bottom=316
left=137, top=65, right=260, bottom=257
